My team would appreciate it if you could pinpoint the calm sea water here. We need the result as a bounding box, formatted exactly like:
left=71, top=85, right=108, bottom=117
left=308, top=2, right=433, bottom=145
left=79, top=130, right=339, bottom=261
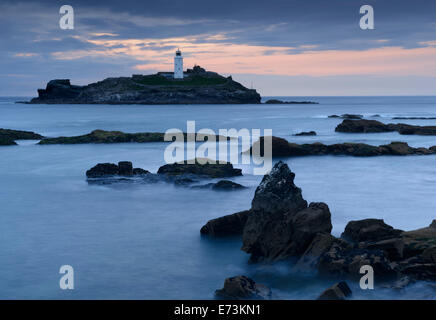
left=1, top=96, right=436, bottom=299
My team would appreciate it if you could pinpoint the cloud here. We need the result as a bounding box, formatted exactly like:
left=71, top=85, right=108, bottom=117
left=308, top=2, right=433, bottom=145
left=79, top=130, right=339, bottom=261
left=13, top=53, right=39, bottom=57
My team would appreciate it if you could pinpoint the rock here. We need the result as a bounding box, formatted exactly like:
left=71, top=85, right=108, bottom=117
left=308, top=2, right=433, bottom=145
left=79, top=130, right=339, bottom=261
left=157, top=158, right=242, bottom=178
left=318, top=245, right=397, bottom=279
left=245, top=136, right=434, bottom=158
left=39, top=130, right=165, bottom=144
left=0, top=128, right=44, bottom=145
left=132, top=168, right=149, bottom=175
left=29, top=70, right=261, bottom=104
left=250, top=161, right=307, bottom=214
left=335, top=119, right=436, bottom=135
left=293, top=131, right=317, bottom=136
left=38, top=130, right=230, bottom=145
left=294, top=233, right=339, bottom=271
left=341, top=219, right=403, bottom=243
left=200, top=210, right=251, bottom=236
left=335, top=119, right=394, bottom=133
left=329, top=114, right=363, bottom=120
left=361, top=238, right=405, bottom=261
left=118, top=161, right=133, bottom=176
left=393, top=117, right=436, bottom=120
left=242, top=162, right=333, bottom=262
left=265, top=99, right=318, bottom=104
left=86, top=163, right=120, bottom=178
left=400, top=263, right=436, bottom=281
left=86, top=162, right=148, bottom=178
left=422, top=246, right=436, bottom=263
left=215, top=276, right=272, bottom=300
left=211, top=180, right=246, bottom=190
left=0, top=136, right=17, bottom=145
left=317, top=281, right=352, bottom=300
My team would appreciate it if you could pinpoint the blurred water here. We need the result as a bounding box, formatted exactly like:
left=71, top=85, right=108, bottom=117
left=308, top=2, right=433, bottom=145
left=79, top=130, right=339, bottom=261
left=0, top=96, right=436, bottom=299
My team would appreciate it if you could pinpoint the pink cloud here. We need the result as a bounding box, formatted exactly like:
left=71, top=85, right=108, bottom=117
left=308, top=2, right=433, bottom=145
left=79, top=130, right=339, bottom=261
left=52, top=35, right=436, bottom=77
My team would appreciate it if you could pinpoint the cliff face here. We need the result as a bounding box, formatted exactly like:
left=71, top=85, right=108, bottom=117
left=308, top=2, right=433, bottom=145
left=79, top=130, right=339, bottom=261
left=29, top=67, right=261, bottom=104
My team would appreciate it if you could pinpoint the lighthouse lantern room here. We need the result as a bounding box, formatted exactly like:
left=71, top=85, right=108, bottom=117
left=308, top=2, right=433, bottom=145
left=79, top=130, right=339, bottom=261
left=174, top=49, right=183, bottom=79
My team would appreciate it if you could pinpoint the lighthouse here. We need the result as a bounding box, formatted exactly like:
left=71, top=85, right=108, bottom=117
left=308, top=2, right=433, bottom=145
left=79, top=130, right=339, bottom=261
left=174, top=49, right=183, bottom=79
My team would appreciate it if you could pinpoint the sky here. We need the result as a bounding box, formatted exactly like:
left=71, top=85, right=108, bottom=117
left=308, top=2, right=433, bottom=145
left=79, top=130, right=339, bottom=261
left=1, top=0, right=436, bottom=96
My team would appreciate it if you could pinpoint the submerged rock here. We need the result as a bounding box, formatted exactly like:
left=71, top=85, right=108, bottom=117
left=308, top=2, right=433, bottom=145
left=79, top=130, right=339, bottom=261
left=215, top=276, right=272, bottom=300
left=318, top=281, right=352, bottom=300
left=157, top=158, right=242, bottom=178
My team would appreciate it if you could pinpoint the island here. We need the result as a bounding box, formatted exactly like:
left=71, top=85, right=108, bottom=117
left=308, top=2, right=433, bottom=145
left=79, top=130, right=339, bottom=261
left=27, top=66, right=261, bottom=105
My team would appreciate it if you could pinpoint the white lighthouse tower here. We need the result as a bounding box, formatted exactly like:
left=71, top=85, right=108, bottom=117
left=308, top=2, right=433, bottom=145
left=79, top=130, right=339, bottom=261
left=174, top=49, right=183, bottom=79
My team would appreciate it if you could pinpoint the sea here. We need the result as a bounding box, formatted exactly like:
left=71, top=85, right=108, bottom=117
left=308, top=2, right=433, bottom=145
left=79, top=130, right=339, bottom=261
left=0, top=96, right=435, bottom=299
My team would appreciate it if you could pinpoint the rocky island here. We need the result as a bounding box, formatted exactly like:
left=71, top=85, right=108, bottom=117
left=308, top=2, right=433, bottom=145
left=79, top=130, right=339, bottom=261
left=27, top=66, right=261, bottom=105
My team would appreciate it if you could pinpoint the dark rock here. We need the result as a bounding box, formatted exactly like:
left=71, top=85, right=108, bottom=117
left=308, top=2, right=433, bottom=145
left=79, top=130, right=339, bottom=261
left=318, top=245, right=397, bottom=279
left=245, top=136, right=434, bottom=158
left=29, top=70, right=261, bottom=104
left=335, top=119, right=394, bottom=133
left=157, top=158, right=242, bottom=178
left=118, top=161, right=133, bottom=176
left=211, top=180, right=246, bottom=190
left=317, top=281, right=352, bottom=300
left=400, top=263, right=436, bottom=281
left=201, top=210, right=250, bottom=236
left=242, top=163, right=333, bottom=262
left=293, top=131, right=317, bottom=136
left=393, top=117, right=436, bottom=120
left=0, top=136, right=17, bottom=145
left=341, top=219, right=403, bottom=243
left=336, top=119, right=436, bottom=135
left=86, top=163, right=119, bottom=178
left=39, top=130, right=165, bottom=144
left=250, top=161, right=307, bottom=214
left=361, top=238, right=405, bottom=261
left=329, top=114, right=363, bottom=120
left=38, top=130, right=231, bottom=145
left=86, top=162, right=148, bottom=178
left=265, top=99, right=318, bottom=104
left=0, top=128, right=44, bottom=145
left=294, top=233, right=340, bottom=271
left=215, top=276, right=272, bottom=300
left=422, top=246, right=436, bottom=263
left=132, top=168, right=150, bottom=175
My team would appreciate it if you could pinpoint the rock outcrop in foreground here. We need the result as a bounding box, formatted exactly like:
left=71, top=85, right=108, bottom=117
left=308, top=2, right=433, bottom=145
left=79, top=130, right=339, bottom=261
left=215, top=276, right=272, bottom=300
left=336, top=119, right=436, bottom=135
left=246, top=136, right=436, bottom=157
left=28, top=67, right=261, bottom=104
left=0, top=128, right=43, bottom=145
left=202, top=161, right=436, bottom=287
